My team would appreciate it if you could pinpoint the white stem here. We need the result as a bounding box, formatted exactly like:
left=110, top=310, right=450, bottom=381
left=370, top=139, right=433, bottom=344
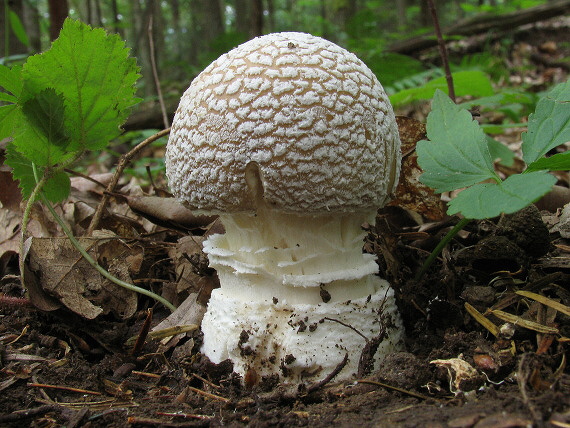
left=200, top=207, right=404, bottom=384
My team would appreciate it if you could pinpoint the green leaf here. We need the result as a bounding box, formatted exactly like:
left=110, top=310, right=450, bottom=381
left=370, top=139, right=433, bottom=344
left=5, top=143, right=36, bottom=199
left=417, top=90, right=498, bottom=193
left=0, top=104, right=20, bottom=140
left=13, top=88, right=70, bottom=167
left=526, top=151, right=570, bottom=172
left=21, top=18, right=140, bottom=152
left=0, top=92, right=18, bottom=103
left=390, top=71, right=494, bottom=108
left=447, top=171, right=557, bottom=219
left=42, top=171, right=71, bottom=203
left=0, top=64, right=23, bottom=98
left=522, top=80, right=570, bottom=165
left=5, top=144, right=71, bottom=202
left=8, top=9, right=29, bottom=47
left=487, top=137, right=515, bottom=167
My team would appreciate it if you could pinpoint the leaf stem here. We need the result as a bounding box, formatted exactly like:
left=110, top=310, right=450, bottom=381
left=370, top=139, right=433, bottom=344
left=18, top=172, right=49, bottom=290
left=40, top=190, right=176, bottom=312
left=415, top=217, right=471, bottom=281
left=22, top=163, right=177, bottom=313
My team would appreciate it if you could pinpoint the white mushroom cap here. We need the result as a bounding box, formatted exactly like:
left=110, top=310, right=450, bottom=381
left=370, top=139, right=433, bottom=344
left=166, top=32, right=400, bottom=214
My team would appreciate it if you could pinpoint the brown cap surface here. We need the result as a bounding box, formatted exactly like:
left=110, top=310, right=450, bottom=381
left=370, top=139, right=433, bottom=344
left=166, top=32, right=400, bottom=214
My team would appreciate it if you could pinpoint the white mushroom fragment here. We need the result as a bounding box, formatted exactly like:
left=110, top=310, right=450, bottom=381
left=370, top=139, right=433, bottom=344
left=166, top=32, right=403, bottom=385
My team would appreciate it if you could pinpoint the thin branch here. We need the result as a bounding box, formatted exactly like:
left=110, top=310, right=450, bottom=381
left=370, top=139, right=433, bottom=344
left=87, top=127, right=171, bottom=235
left=306, top=353, right=349, bottom=394
left=427, top=0, right=455, bottom=102
left=148, top=15, right=169, bottom=129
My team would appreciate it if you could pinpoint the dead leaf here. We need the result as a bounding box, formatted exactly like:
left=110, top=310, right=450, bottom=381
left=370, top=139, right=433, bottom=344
left=127, top=196, right=217, bottom=232
left=430, top=356, right=483, bottom=392
left=26, top=237, right=138, bottom=319
left=151, top=293, right=207, bottom=351
left=390, top=116, right=445, bottom=221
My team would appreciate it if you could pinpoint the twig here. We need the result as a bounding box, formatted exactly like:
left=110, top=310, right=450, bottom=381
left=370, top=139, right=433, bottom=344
left=87, top=127, right=170, bottom=235
left=148, top=15, right=169, bottom=129
left=63, top=168, right=108, bottom=189
left=186, top=386, right=230, bottom=403
left=306, top=353, right=349, bottom=394
left=357, top=379, right=435, bottom=401
left=358, top=328, right=386, bottom=378
left=323, top=317, right=368, bottom=341
left=28, top=383, right=102, bottom=395
left=156, top=411, right=213, bottom=420
left=427, top=0, right=455, bottom=102
left=0, top=405, right=62, bottom=423
left=132, top=308, right=153, bottom=356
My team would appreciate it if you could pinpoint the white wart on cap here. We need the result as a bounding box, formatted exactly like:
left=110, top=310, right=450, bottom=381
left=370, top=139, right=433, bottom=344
left=166, top=32, right=403, bottom=386
left=166, top=31, right=400, bottom=214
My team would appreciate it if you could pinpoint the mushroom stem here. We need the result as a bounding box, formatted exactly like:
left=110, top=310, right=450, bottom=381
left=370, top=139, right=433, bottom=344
left=200, top=207, right=404, bottom=383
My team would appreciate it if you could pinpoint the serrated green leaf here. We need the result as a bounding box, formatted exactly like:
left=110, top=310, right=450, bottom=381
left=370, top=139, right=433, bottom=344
left=5, top=143, right=36, bottom=199
left=21, top=19, right=140, bottom=152
left=5, top=143, right=71, bottom=202
left=526, top=151, right=570, bottom=172
left=13, top=88, right=70, bottom=167
left=417, top=90, right=498, bottom=192
left=0, top=64, right=23, bottom=97
left=447, top=171, right=556, bottom=219
left=522, top=80, right=570, bottom=165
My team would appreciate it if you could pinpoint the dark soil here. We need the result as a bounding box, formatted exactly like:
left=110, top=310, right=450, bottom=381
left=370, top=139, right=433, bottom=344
left=0, top=203, right=569, bottom=428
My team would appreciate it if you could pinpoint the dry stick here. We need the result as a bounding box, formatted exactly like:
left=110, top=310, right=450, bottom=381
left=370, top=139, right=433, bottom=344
left=28, top=383, right=102, bottom=395
left=306, top=353, right=349, bottom=394
left=357, top=379, right=435, bottom=401
left=148, top=15, right=169, bottom=130
left=186, top=386, right=230, bottom=403
left=132, top=307, right=153, bottom=356
left=426, top=0, right=455, bottom=102
left=0, top=405, right=62, bottom=423
left=86, top=127, right=171, bottom=236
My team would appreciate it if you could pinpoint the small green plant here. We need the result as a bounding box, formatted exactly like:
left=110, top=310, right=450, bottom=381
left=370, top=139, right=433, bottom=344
left=415, top=81, right=569, bottom=278
left=0, top=19, right=176, bottom=312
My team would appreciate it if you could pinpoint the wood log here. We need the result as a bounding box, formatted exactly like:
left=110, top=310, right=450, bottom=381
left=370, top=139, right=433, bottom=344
left=388, top=0, right=570, bottom=55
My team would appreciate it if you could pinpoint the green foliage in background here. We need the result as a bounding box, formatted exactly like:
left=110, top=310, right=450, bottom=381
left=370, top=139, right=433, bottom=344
left=417, top=82, right=569, bottom=220
left=0, top=18, right=140, bottom=202
left=389, top=70, right=494, bottom=108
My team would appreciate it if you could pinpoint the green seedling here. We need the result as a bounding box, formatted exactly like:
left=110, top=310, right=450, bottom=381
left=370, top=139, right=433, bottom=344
left=416, top=82, right=569, bottom=279
left=0, top=19, right=176, bottom=312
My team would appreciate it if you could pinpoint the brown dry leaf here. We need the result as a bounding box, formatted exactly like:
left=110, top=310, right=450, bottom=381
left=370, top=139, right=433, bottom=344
left=151, top=293, right=207, bottom=351
left=0, top=169, right=21, bottom=212
left=26, top=237, right=139, bottom=319
left=390, top=116, right=445, bottom=221
left=127, top=196, right=217, bottom=232
left=168, top=236, right=211, bottom=294
left=0, top=208, right=20, bottom=274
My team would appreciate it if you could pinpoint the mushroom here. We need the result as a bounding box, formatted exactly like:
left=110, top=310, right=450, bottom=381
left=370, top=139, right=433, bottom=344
left=165, top=32, right=403, bottom=385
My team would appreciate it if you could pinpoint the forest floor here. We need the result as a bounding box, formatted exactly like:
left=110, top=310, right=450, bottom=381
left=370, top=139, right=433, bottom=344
left=0, top=18, right=569, bottom=428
